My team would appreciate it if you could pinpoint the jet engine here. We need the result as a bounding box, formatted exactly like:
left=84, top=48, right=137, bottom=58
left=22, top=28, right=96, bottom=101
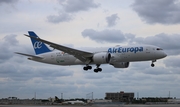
left=92, top=52, right=111, bottom=64
left=110, top=62, right=129, bottom=68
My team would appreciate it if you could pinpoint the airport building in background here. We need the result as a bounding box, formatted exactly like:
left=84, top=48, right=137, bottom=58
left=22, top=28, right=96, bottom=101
left=105, top=91, right=134, bottom=102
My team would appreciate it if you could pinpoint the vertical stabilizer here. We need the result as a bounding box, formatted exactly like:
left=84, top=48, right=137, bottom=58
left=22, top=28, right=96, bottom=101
left=28, top=31, right=51, bottom=55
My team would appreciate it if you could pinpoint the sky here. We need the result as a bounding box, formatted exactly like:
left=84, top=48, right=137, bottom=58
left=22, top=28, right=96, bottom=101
left=0, top=0, right=180, bottom=99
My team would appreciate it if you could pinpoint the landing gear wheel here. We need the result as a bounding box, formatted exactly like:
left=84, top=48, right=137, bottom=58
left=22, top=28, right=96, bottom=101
left=87, top=66, right=92, bottom=70
left=83, top=67, right=88, bottom=71
left=83, top=65, right=92, bottom=71
left=97, top=68, right=102, bottom=72
left=151, top=63, right=155, bottom=67
left=94, top=68, right=102, bottom=73
left=94, top=69, right=98, bottom=73
left=151, top=60, right=156, bottom=67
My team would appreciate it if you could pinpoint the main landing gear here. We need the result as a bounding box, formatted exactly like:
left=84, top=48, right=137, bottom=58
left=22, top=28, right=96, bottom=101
left=94, top=64, right=102, bottom=73
left=83, top=65, right=92, bottom=71
left=151, top=60, right=156, bottom=67
left=83, top=64, right=102, bottom=73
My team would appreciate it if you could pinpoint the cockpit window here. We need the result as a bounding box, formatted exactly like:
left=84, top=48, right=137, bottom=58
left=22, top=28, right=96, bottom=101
left=157, top=48, right=163, bottom=50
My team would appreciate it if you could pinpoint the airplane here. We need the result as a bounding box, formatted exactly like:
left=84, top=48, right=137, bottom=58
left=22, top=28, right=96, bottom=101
left=15, top=31, right=167, bottom=73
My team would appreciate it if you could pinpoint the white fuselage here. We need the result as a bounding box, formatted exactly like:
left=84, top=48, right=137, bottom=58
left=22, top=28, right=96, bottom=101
left=28, top=45, right=167, bottom=66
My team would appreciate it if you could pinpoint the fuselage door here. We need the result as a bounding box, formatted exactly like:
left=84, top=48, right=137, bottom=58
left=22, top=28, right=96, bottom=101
left=145, top=46, right=155, bottom=59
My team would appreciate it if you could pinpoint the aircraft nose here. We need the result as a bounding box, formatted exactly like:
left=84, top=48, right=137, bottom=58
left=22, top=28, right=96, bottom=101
left=162, top=52, right=167, bottom=58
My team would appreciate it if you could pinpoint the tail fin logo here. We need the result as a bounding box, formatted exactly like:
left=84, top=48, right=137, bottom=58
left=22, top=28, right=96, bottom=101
left=34, top=41, right=42, bottom=49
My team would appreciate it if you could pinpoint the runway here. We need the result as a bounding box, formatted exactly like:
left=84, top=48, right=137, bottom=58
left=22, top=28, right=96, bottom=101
left=0, top=104, right=180, bottom=107
left=93, top=104, right=180, bottom=107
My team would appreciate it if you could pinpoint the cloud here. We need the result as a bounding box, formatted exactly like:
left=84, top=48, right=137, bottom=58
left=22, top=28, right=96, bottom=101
left=131, top=0, right=180, bottom=24
left=0, top=0, right=18, bottom=14
left=59, top=0, right=99, bottom=13
left=47, top=0, right=100, bottom=23
left=106, top=14, right=120, bottom=27
left=0, top=0, right=18, bottom=5
left=0, top=35, right=19, bottom=63
left=142, top=67, right=171, bottom=75
left=47, top=12, right=73, bottom=23
left=0, top=63, right=73, bottom=82
left=3, top=34, right=19, bottom=45
left=81, top=29, right=131, bottom=43
left=164, top=56, right=180, bottom=68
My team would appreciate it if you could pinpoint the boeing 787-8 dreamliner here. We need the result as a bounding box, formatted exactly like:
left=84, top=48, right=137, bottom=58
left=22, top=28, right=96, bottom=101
left=16, top=31, right=167, bottom=73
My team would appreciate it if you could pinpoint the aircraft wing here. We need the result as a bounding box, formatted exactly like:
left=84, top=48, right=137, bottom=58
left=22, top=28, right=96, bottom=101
left=15, top=52, right=43, bottom=59
left=24, top=34, right=93, bottom=63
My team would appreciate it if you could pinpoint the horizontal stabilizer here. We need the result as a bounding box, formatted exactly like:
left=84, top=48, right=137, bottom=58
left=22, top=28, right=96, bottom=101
left=15, top=52, right=43, bottom=59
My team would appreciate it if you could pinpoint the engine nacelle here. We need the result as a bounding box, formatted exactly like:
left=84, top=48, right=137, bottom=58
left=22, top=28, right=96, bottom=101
left=92, top=52, right=111, bottom=64
left=110, top=62, right=129, bottom=68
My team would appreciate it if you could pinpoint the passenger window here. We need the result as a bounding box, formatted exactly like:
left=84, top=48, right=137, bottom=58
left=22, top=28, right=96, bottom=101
left=156, top=48, right=163, bottom=50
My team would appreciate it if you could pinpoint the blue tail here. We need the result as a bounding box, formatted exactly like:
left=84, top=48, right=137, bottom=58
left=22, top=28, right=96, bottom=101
left=28, top=31, right=51, bottom=55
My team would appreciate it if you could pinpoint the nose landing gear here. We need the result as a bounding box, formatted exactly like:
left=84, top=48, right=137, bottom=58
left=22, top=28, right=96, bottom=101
left=151, top=63, right=155, bottom=67
left=151, top=60, right=156, bottom=67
